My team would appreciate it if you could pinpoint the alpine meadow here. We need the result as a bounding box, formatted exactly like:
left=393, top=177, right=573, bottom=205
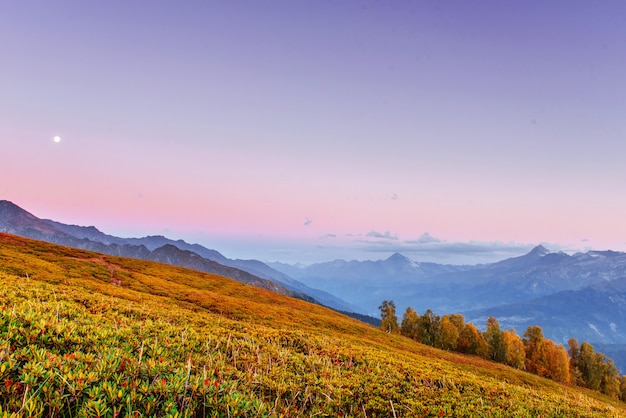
left=1, top=233, right=626, bottom=417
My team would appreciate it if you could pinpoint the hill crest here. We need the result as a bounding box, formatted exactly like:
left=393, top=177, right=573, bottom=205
left=0, top=200, right=359, bottom=311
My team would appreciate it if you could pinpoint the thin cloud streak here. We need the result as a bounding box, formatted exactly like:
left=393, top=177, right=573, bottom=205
left=406, top=232, right=441, bottom=244
left=358, top=240, right=535, bottom=264
left=366, top=230, right=399, bottom=240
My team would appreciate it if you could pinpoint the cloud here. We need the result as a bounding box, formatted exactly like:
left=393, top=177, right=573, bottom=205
left=347, top=237, right=537, bottom=265
left=406, top=232, right=441, bottom=244
left=391, top=193, right=399, bottom=200
left=322, top=233, right=337, bottom=239
left=304, top=217, right=312, bottom=226
left=366, top=230, right=399, bottom=240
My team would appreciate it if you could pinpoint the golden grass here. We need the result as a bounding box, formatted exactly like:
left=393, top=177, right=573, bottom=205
left=1, top=232, right=625, bottom=417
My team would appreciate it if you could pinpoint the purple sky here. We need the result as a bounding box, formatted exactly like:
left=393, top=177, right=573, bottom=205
left=2, top=1, right=626, bottom=264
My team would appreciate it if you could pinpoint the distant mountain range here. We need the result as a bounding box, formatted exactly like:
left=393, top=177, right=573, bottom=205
left=271, top=245, right=626, bottom=348
left=269, top=253, right=474, bottom=313
left=0, top=200, right=357, bottom=313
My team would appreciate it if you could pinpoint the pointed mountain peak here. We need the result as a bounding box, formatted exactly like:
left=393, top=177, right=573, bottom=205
left=387, top=252, right=409, bottom=261
left=0, top=199, right=25, bottom=213
left=528, top=245, right=550, bottom=257
left=0, top=200, right=37, bottom=222
left=0, top=200, right=63, bottom=236
left=386, top=252, right=420, bottom=268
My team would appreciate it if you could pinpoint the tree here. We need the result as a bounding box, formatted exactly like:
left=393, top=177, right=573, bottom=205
left=457, top=323, right=488, bottom=357
left=523, top=326, right=548, bottom=376
left=419, top=309, right=440, bottom=346
left=568, top=338, right=583, bottom=386
left=574, top=341, right=621, bottom=398
left=378, top=300, right=399, bottom=333
left=438, top=315, right=459, bottom=350
left=485, top=317, right=505, bottom=363
left=544, top=340, right=571, bottom=383
left=567, top=338, right=580, bottom=363
left=448, top=313, right=465, bottom=334
left=502, top=329, right=525, bottom=369
left=619, top=376, right=626, bottom=401
left=578, top=342, right=603, bottom=391
left=400, top=307, right=420, bottom=340
left=600, top=358, right=620, bottom=398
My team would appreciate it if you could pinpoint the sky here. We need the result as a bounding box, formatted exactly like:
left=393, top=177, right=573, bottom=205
left=2, top=1, right=626, bottom=265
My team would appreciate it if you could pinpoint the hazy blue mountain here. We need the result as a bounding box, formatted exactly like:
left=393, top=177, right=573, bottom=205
left=464, top=277, right=626, bottom=345
left=461, top=275, right=626, bottom=372
left=273, top=245, right=626, bottom=371
left=272, top=245, right=626, bottom=317
left=270, top=254, right=474, bottom=314
left=0, top=200, right=358, bottom=311
left=280, top=252, right=470, bottom=283
left=423, top=246, right=626, bottom=313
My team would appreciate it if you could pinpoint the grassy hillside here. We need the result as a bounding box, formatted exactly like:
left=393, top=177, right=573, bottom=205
left=1, top=233, right=625, bottom=417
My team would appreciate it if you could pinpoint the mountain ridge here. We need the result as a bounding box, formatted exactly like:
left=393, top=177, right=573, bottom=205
left=0, top=200, right=358, bottom=310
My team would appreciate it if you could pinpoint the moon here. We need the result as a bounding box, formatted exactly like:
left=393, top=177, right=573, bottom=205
left=53, top=136, right=61, bottom=143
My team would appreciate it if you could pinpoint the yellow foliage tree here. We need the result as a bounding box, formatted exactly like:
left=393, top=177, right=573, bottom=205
left=523, top=326, right=549, bottom=377
left=400, top=307, right=420, bottom=340
left=544, top=340, right=571, bottom=384
left=379, top=300, right=399, bottom=333
left=458, top=323, right=488, bottom=357
left=502, top=329, right=525, bottom=369
left=438, top=315, right=460, bottom=351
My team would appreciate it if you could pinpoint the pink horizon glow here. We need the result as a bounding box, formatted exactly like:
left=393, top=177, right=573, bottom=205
left=3, top=2, right=626, bottom=264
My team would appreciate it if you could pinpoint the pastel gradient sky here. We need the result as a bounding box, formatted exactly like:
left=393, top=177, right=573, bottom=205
left=2, top=1, right=626, bottom=264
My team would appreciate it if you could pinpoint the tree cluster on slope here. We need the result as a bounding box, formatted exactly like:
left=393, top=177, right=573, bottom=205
left=378, top=299, right=626, bottom=400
